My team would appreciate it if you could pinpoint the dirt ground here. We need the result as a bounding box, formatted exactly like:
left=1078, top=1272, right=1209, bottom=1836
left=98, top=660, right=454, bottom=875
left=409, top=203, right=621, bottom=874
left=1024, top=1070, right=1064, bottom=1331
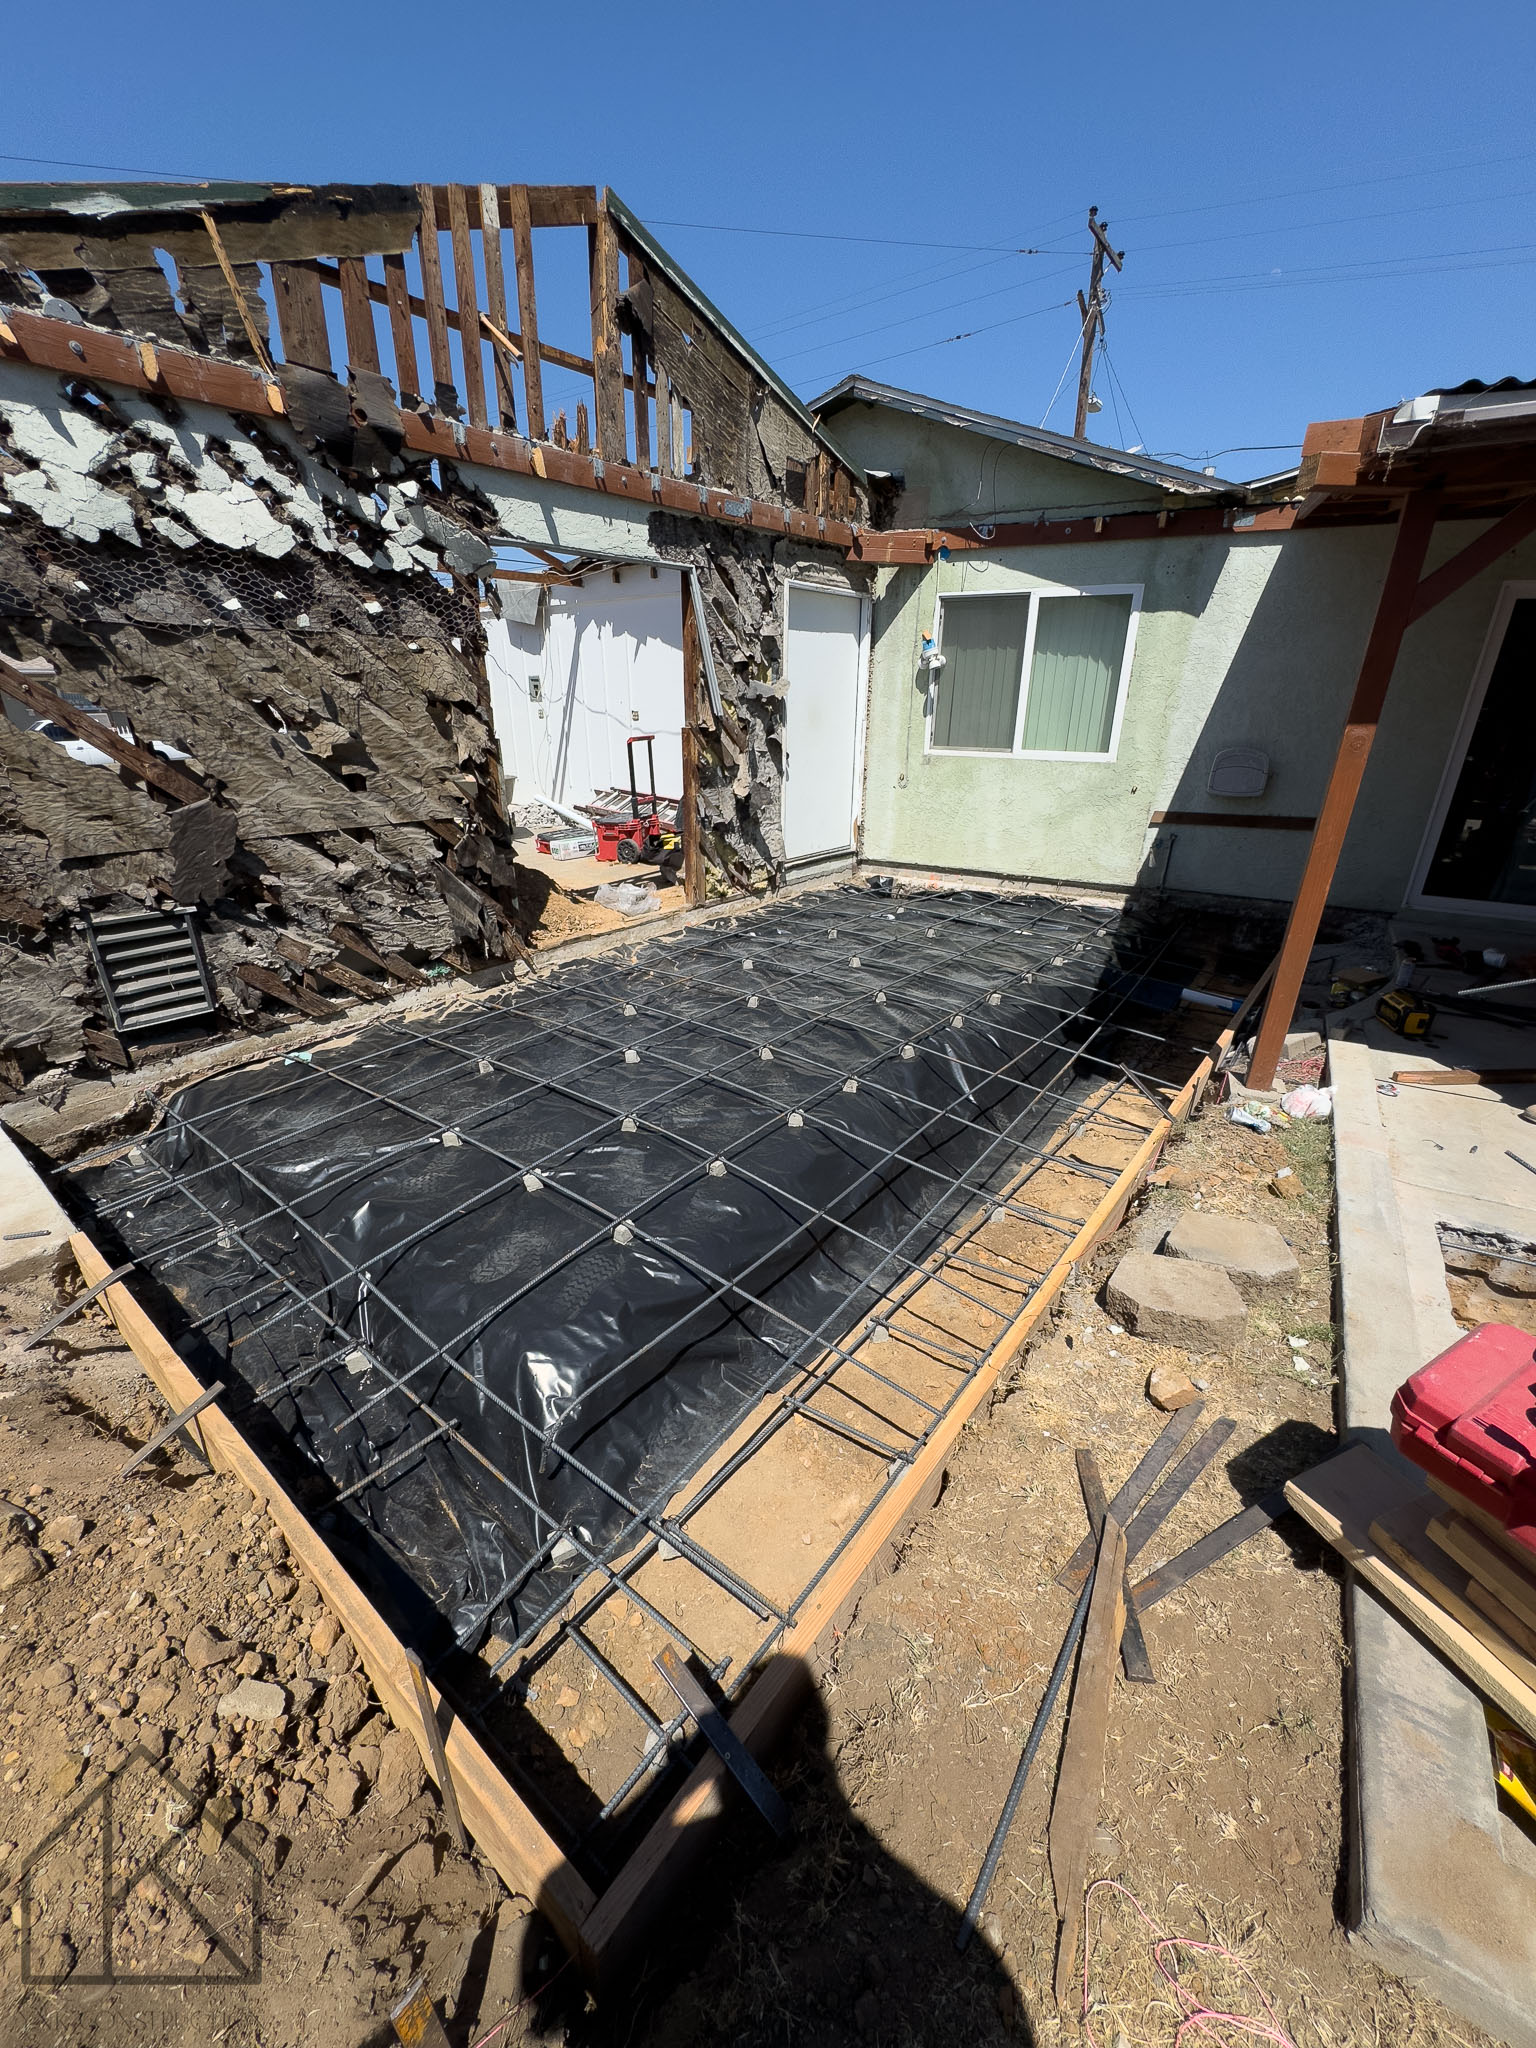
left=0, top=1089, right=1511, bottom=2047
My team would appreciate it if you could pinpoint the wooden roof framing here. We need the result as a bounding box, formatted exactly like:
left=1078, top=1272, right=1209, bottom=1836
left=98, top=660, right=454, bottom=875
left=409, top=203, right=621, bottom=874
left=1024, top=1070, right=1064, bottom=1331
left=0, top=180, right=867, bottom=547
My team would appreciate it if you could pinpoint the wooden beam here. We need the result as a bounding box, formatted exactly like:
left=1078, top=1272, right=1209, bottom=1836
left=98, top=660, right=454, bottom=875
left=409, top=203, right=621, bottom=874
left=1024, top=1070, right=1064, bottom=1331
left=1408, top=495, right=1536, bottom=621
left=680, top=582, right=707, bottom=909
left=198, top=210, right=276, bottom=379
left=0, top=653, right=209, bottom=805
left=233, top=962, right=339, bottom=1020
left=69, top=1233, right=598, bottom=1950
left=479, top=182, right=517, bottom=432
left=505, top=184, right=545, bottom=441
left=431, top=185, right=598, bottom=232
left=1148, top=810, right=1316, bottom=831
left=1246, top=489, right=1441, bottom=1089
left=654, top=361, right=672, bottom=477
left=0, top=304, right=859, bottom=553
left=270, top=261, right=331, bottom=373
left=588, top=200, right=626, bottom=462
left=382, top=252, right=421, bottom=402
left=629, top=327, right=651, bottom=473
left=337, top=256, right=380, bottom=374
left=413, top=184, right=454, bottom=405
left=446, top=184, right=487, bottom=431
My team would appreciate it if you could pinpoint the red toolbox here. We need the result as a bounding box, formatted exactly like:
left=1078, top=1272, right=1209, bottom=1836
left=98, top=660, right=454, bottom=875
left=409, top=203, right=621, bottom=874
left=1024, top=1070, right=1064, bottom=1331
left=1390, top=1323, right=1536, bottom=1564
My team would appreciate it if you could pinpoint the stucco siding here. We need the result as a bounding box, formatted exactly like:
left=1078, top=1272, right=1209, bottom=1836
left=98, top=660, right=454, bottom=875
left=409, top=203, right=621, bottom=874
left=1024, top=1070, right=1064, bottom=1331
left=860, top=519, right=1536, bottom=911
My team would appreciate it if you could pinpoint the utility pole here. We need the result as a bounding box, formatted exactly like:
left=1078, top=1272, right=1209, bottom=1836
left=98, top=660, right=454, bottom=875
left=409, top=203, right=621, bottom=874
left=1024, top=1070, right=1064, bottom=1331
left=1073, top=207, right=1124, bottom=440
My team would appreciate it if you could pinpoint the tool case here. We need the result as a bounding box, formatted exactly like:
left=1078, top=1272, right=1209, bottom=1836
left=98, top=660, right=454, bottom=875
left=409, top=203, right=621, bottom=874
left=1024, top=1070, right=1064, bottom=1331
left=1390, top=1323, right=1536, bottom=1563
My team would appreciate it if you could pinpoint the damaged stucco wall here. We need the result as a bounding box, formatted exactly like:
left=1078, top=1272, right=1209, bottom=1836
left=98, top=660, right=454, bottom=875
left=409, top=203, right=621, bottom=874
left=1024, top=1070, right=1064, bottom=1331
left=0, top=356, right=521, bottom=1082
left=654, top=516, right=868, bottom=893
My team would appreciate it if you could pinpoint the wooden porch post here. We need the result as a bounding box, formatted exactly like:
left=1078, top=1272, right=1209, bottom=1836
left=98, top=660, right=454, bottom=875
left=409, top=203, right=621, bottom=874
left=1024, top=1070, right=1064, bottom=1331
left=1247, top=490, right=1441, bottom=1089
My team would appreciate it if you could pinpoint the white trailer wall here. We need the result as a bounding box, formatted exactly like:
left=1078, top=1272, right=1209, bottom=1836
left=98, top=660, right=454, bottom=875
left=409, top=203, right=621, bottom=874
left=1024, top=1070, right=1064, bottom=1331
left=485, top=565, right=685, bottom=810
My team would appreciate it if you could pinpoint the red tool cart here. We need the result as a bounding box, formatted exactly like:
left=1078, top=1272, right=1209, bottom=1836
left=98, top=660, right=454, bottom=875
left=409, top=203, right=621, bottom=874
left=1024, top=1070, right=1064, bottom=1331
left=593, top=734, right=673, bottom=864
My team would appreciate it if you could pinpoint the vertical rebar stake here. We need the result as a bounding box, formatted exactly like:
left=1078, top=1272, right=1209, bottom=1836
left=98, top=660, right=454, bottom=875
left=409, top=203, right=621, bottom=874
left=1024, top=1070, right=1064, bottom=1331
left=405, top=1650, right=470, bottom=1855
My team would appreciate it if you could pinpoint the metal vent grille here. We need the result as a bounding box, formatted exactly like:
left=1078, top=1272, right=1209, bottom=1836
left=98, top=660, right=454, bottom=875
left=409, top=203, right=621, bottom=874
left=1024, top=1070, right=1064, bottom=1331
left=84, top=910, right=218, bottom=1036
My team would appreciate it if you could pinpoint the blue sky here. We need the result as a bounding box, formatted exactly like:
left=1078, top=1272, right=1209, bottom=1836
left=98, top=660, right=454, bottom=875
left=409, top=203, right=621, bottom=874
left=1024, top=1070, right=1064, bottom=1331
left=6, top=0, right=1534, bottom=481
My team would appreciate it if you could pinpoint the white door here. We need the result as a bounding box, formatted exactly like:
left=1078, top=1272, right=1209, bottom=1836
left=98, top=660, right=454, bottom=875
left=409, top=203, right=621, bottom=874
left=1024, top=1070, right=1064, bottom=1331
left=782, top=586, right=865, bottom=862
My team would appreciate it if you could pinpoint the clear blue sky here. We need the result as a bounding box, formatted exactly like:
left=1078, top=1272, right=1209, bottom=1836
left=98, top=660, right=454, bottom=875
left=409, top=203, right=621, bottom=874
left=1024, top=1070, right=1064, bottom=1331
left=7, top=1, right=1534, bottom=481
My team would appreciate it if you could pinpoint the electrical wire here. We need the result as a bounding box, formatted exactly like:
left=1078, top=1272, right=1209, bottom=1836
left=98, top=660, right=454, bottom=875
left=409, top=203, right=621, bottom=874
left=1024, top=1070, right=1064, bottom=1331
left=1038, top=308, right=1095, bottom=429
left=774, top=263, right=1081, bottom=366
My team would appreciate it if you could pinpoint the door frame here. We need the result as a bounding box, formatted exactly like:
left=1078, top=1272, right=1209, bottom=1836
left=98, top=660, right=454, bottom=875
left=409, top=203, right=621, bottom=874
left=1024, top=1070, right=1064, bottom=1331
left=1406, top=577, right=1536, bottom=922
left=781, top=577, right=872, bottom=864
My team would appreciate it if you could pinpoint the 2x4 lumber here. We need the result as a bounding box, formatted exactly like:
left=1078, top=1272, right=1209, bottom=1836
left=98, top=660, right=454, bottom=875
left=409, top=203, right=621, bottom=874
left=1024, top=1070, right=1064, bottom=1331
left=413, top=184, right=455, bottom=405
left=233, top=962, right=338, bottom=1020
left=1246, top=489, right=1441, bottom=1089
left=1285, top=1444, right=1536, bottom=1743
left=197, top=210, right=276, bottom=378
left=1408, top=495, right=1536, bottom=622
left=270, top=261, right=332, bottom=374
left=1049, top=1512, right=1127, bottom=2007
left=654, top=361, right=672, bottom=476
left=588, top=203, right=626, bottom=463
left=629, top=329, right=651, bottom=472
left=1432, top=1513, right=1536, bottom=1636
left=69, top=1233, right=598, bottom=1948
left=1371, top=1494, right=1536, bottom=1691
left=382, top=253, right=421, bottom=402
left=429, top=185, right=598, bottom=232
left=579, top=1048, right=1221, bottom=1974
left=504, top=184, right=545, bottom=441
left=478, top=182, right=517, bottom=432
left=337, top=256, right=380, bottom=374
left=0, top=654, right=208, bottom=805
left=445, top=184, right=488, bottom=431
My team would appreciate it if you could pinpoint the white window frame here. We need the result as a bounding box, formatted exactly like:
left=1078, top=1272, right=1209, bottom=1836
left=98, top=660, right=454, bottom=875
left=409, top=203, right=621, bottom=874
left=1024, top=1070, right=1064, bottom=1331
left=923, top=580, right=1142, bottom=763
left=1406, top=577, right=1536, bottom=923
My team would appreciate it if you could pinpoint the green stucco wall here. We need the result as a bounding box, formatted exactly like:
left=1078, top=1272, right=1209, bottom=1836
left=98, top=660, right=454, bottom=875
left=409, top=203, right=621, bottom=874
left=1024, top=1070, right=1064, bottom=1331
left=859, top=520, right=1536, bottom=912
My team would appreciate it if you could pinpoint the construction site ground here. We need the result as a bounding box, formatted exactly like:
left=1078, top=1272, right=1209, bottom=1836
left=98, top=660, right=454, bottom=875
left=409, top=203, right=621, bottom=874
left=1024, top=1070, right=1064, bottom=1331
left=0, top=1084, right=1506, bottom=2047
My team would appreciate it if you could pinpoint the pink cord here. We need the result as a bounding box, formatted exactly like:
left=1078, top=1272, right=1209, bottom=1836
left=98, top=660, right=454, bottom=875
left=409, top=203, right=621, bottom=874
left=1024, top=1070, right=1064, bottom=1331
left=468, top=1953, right=574, bottom=2048
left=1080, top=1880, right=1297, bottom=2048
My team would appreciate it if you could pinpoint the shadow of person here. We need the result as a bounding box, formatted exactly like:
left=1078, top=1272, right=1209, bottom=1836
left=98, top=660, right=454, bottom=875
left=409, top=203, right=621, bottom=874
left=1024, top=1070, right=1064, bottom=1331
left=489, top=1656, right=1032, bottom=2048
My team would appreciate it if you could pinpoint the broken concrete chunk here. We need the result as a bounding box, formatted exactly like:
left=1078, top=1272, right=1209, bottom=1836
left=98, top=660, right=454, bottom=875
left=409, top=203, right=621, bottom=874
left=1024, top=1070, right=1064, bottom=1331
left=216, top=1678, right=287, bottom=1723
left=38, top=1514, right=86, bottom=1552
left=183, top=1624, right=238, bottom=1671
left=1106, top=1250, right=1246, bottom=1354
left=1146, top=1362, right=1201, bottom=1411
left=1162, top=1210, right=1299, bottom=1298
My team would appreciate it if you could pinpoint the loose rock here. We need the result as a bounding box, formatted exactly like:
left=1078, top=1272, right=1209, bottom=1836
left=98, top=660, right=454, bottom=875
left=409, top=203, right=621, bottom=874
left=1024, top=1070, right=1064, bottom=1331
left=1106, top=1249, right=1246, bottom=1353
left=184, top=1624, right=238, bottom=1672
left=324, top=1757, right=364, bottom=1819
left=38, top=1514, right=85, bottom=1552
left=1147, top=1362, right=1201, bottom=1411
left=376, top=1728, right=426, bottom=1817
left=1162, top=1209, right=1300, bottom=1299
left=216, top=1679, right=287, bottom=1724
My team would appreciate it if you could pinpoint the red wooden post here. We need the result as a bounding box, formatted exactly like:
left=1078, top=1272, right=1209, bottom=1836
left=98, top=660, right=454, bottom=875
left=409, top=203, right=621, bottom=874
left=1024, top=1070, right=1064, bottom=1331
left=1247, top=490, right=1441, bottom=1089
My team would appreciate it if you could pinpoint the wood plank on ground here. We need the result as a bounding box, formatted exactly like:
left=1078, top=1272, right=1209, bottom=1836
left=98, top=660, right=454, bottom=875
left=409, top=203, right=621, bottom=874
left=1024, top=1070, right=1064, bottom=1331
left=1431, top=1512, right=1536, bottom=1636
left=1286, top=1444, right=1536, bottom=1742
left=1048, top=1512, right=1127, bottom=2007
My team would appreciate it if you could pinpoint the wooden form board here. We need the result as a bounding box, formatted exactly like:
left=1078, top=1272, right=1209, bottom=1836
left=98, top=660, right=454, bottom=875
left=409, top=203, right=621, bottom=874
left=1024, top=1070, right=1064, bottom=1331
left=1286, top=1444, right=1536, bottom=1742
left=69, top=1013, right=1224, bottom=1980
left=69, top=1232, right=598, bottom=1954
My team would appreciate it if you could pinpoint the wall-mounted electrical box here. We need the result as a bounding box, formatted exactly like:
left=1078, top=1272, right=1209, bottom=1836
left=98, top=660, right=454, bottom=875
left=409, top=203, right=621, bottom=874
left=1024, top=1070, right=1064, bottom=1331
left=1207, top=746, right=1270, bottom=798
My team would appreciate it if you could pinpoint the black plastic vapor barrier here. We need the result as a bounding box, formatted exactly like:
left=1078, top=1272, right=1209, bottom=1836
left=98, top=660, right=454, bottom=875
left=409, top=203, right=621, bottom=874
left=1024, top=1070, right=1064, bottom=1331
left=78, top=886, right=1193, bottom=1654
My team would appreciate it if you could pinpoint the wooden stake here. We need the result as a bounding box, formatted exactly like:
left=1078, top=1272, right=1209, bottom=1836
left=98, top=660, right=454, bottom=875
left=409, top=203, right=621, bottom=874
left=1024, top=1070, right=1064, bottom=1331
left=406, top=1648, right=471, bottom=1854
left=1048, top=1511, right=1126, bottom=2008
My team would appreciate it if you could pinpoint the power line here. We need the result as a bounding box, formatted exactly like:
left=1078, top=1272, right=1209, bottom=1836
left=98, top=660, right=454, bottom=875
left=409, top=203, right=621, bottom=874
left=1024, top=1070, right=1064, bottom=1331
left=0, top=151, right=232, bottom=182
left=774, top=263, right=1081, bottom=365
left=648, top=216, right=1052, bottom=254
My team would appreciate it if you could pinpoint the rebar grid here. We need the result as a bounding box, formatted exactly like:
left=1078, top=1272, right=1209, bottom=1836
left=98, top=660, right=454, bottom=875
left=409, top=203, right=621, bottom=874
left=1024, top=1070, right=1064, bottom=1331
left=80, top=885, right=1200, bottom=1858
